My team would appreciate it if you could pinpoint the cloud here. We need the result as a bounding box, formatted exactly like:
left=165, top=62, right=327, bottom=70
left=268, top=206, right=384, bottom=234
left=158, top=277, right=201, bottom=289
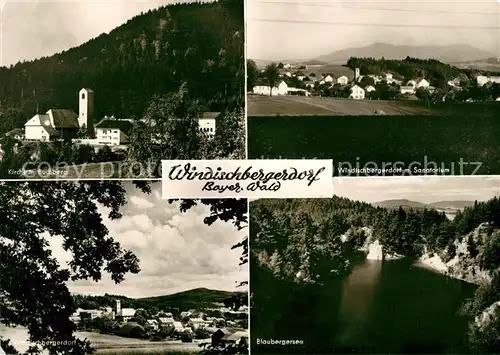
left=49, top=182, right=247, bottom=298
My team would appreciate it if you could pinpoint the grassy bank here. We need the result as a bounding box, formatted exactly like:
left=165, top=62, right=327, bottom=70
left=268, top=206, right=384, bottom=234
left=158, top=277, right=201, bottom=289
left=22, top=161, right=156, bottom=179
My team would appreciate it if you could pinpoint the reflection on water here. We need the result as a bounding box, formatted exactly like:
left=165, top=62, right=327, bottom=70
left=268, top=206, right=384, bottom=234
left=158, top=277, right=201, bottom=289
left=338, top=260, right=382, bottom=341
left=251, top=258, right=477, bottom=354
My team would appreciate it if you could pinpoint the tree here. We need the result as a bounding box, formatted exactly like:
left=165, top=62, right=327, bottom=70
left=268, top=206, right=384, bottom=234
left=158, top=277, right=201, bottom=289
left=127, top=83, right=205, bottom=177
left=209, top=108, right=245, bottom=159
left=246, top=59, right=259, bottom=91
left=0, top=182, right=248, bottom=354
left=264, top=63, right=280, bottom=96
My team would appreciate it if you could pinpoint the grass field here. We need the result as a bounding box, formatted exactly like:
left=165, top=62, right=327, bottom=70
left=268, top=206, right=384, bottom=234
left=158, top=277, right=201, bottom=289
left=248, top=113, right=500, bottom=176
left=247, top=96, right=439, bottom=116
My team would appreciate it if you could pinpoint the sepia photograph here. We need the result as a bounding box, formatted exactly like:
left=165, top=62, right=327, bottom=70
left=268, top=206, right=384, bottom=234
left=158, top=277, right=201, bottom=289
left=250, top=176, right=500, bottom=354
left=0, top=181, right=249, bottom=354
left=246, top=0, right=500, bottom=176
left=0, top=0, right=245, bottom=179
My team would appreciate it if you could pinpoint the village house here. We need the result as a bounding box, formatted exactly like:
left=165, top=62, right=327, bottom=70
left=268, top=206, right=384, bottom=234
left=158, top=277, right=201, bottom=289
left=147, top=319, right=159, bottom=330
left=5, top=128, right=25, bottom=141
left=198, top=112, right=219, bottom=137
left=349, top=85, right=365, bottom=100
left=365, top=85, right=376, bottom=93
left=173, top=321, right=184, bottom=332
left=337, top=75, right=349, bottom=85
left=400, top=86, right=416, bottom=95
left=158, top=317, right=176, bottom=327
left=188, top=317, right=210, bottom=330
left=415, top=78, right=430, bottom=89
left=368, top=74, right=382, bottom=83
left=476, top=75, right=489, bottom=86
left=252, top=80, right=288, bottom=96
left=93, top=116, right=133, bottom=146
left=180, top=310, right=194, bottom=318
left=324, top=75, right=334, bottom=83
left=211, top=328, right=249, bottom=347
left=287, top=87, right=311, bottom=96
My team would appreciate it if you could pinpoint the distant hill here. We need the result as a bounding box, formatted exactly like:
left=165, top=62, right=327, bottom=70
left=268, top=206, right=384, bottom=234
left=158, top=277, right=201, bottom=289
left=373, top=199, right=427, bottom=209
left=373, top=199, right=475, bottom=211
left=428, top=201, right=476, bottom=210
left=314, top=43, right=494, bottom=64
left=0, top=0, right=243, bottom=134
left=139, top=287, right=247, bottom=310
left=73, top=287, right=248, bottom=312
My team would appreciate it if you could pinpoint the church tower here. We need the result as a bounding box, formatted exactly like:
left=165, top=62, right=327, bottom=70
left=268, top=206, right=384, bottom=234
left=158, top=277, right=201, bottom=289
left=78, top=88, right=94, bottom=133
left=355, top=68, right=360, bottom=81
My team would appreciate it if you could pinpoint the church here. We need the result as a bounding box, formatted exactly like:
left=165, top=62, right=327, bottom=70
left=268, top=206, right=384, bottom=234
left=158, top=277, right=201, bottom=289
left=23, top=87, right=219, bottom=145
left=24, top=88, right=94, bottom=142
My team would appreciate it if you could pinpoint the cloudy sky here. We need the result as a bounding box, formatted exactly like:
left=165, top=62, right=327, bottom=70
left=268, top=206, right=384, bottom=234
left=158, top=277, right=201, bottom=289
left=0, top=0, right=203, bottom=66
left=334, top=176, right=500, bottom=204
left=247, top=0, right=499, bottom=60
left=49, top=182, right=247, bottom=299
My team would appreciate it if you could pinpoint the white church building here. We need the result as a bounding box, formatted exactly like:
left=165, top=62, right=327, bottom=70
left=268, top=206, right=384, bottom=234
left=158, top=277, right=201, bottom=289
left=23, top=88, right=219, bottom=145
left=24, top=88, right=94, bottom=142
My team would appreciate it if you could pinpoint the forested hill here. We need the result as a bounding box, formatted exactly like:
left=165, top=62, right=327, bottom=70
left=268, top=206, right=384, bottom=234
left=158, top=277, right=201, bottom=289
left=0, top=0, right=243, bottom=127
left=251, top=197, right=500, bottom=282
left=73, top=288, right=248, bottom=313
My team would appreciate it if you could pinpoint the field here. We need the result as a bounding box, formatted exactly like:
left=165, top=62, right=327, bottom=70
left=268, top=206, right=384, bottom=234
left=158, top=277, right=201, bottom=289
left=247, top=95, right=438, bottom=116
left=0, top=325, right=202, bottom=354
left=248, top=104, right=500, bottom=175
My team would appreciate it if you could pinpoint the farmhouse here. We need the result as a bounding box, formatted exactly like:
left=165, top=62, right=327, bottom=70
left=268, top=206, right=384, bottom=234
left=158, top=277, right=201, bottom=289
left=349, top=85, right=365, bottom=100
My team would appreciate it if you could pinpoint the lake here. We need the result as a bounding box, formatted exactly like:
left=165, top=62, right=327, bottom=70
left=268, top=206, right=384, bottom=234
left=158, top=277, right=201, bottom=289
left=251, top=258, right=477, bottom=354
left=0, top=326, right=202, bottom=354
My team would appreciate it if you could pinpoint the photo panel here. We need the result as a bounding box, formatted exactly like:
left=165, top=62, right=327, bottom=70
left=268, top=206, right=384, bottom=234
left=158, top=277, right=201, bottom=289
left=0, top=180, right=249, bottom=354
left=250, top=175, right=500, bottom=354
left=246, top=0, right=500, bottom=177
left=0, top=0, right=245, bottom=180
